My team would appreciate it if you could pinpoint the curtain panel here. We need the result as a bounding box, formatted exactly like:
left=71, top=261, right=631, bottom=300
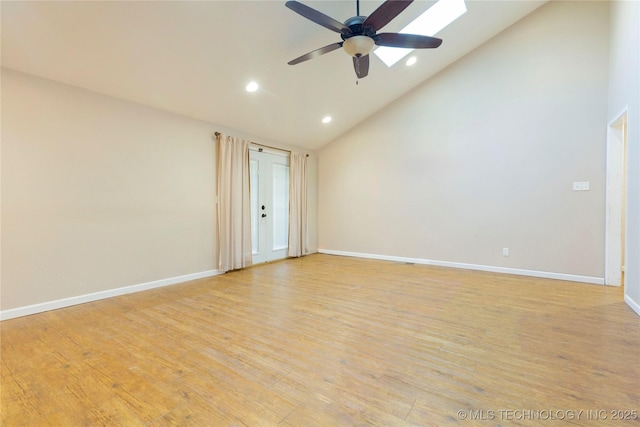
left=217, top=134, right=252, bottom=272
left=288, top=151, right=308, bottom=257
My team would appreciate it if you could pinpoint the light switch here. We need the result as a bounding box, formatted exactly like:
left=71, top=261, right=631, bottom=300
left=573, top=181, right=590, bottom=191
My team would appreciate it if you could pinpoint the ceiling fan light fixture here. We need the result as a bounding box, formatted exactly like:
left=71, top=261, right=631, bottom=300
left=342, top=35, right=375, bottom=58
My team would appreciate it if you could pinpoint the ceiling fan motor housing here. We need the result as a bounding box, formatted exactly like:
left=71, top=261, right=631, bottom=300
left=341, top=16, right=375, bottom=57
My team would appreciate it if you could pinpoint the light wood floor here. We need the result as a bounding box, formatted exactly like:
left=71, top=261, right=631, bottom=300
left=2, top=254, right=639, bottom=426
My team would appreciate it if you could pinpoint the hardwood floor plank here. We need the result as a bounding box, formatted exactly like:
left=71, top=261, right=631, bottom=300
left=2, top=254, right=639, bottom=426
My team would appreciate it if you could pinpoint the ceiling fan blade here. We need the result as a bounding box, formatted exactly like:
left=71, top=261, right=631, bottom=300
left=353, top=55, right=370, bottom=78
left=285, top=1, right=350, bottom=34
left=375, top=33, right=443, bottom=49
left=288, top=42, right=343, bottom=65
left=363, top=0, right=413, bottom=32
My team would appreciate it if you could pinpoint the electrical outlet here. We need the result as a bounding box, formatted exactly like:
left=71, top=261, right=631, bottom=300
left=502, top=248, right=509, bottom=256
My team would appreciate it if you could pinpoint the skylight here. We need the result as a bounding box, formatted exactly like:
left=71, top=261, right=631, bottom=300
left=374, top=0, right=467, bottom=67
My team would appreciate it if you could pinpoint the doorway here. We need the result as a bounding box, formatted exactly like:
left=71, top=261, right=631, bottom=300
left=250, top=149, right=290, bottom=264
left=605, top=110, right=628, bottom=287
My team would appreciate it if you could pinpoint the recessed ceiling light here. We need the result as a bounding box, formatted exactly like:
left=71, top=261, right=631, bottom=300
left=322, top=116, right=332, bottom=124
left=245, top=81, right=259, bottom=92
left=374, top=0, right=467, bottom=67
left=406, top=56, right=417, bottom=66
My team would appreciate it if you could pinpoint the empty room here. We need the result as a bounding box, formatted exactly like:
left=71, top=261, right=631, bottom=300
left=2, top=0, right=639, bottom=425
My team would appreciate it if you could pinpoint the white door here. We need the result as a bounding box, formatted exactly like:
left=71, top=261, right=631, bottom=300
left=250, top=149, right=290, bottom=264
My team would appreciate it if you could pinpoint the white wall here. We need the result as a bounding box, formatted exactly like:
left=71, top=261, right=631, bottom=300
left=1, top=69, right=217, bottom=312
left=608, top=1, right=640, bottom=314
left=1, top=68, right=318, bottom=315
left=318, top=1, right=610, bottom=281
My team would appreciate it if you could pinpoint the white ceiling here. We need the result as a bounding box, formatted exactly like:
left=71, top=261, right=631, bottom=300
left=1, top=0, right=546, bottom=150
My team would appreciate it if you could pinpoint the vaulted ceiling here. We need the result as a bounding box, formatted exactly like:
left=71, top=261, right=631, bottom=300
left=1, top=0, right=546, bottom=150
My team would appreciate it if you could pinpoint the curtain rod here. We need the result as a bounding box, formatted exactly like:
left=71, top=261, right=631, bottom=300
left=214, top=132, right=308, bottom=157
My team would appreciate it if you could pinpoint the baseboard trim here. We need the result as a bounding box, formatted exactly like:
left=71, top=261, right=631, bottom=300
left=318, top=249, right=605, bottom=285
left=0, top=269, right=222, bottom=321
left=625, top=294, right=640, bottom=317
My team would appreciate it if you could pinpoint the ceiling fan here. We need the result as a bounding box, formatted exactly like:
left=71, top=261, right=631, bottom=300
left=285, top=0, right=443, bottom=79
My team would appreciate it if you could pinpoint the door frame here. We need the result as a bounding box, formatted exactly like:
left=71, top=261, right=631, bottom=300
left=605, top=107, right=628, bottom=287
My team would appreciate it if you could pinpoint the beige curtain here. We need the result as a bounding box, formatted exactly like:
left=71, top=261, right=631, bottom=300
left=217, top=133, right=252, bottom=272
left=288, top=151, right=308, bottom=257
